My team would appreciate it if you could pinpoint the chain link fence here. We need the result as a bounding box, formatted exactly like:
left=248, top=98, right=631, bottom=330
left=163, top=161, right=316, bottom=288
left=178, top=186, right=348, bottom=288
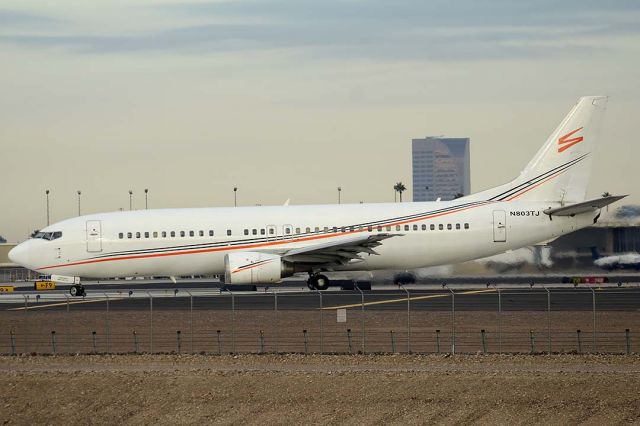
left=0, top=286, right=638, bottom=355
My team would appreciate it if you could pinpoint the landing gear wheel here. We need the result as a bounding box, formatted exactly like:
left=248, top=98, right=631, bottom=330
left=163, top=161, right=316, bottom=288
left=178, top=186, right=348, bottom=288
left=307, top=274, right=330, bottom=291
left=70, top=285, right=86, bottom=297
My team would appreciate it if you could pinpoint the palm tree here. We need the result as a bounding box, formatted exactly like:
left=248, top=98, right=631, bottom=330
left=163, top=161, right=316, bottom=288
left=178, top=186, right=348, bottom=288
left=394, top=182, right=406, bottom=202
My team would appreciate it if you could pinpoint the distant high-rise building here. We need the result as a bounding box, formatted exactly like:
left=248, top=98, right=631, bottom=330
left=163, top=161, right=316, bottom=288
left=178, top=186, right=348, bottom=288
left=412, top=136, right=470, bottom=202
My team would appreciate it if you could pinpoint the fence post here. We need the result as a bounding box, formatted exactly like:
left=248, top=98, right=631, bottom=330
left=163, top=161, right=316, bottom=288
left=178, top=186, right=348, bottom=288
left=303, top=329, right=309, bottom=354
left=390, top=330, right=396, bottom=353
left=496, top=287, right=502, bottom=354
left=51, top=331, right=57, bottom=355
left=625, top=329, right=631, bottom=354
left=259, top=330, right=265, bottom=353
left=317, top=290, right=323, bottom=354
left=274, top=291, right=279, bottom=354
left=133, top=331, right=139, bottom=353
left=104, top=293, right=110, bottom=354
left=446, top=286, right=455, bottom=354
left=176, top=330, right=182, bottom=354
left=10, top=331, right=16, bottom=356
left=436, top=329, right=441, bottom=354
left=481, top=329, right=487, bottom=354
left=355, top=284, right=365, bottom=354
left=577, top=329, right=582, bottom=354
left=225, top=289, right=236, bottom=353
left=187, top=291, right=194, bottom=354
left=92, top=331, right=97, bottom=354
left=530, top=330, right=535, bottom=353
left=64, top=294, right=70, bottom=354
left=544, top=286, right=551, bottom=354
left=589, top=287, right=596, bottom=352
left=400, top=285, right=411, bottom=353
left=347, top=329, right=353, bottom=354
left=217, top=330, right=222, bottom=355
left=23, top=295, right=29, bottom=354
left=146, top=292, right=153, bottom=354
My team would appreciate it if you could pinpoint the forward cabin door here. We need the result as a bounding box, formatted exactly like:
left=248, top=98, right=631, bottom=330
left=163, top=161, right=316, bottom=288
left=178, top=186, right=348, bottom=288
left=86, top=220, right=103, bottom=252
left=493, top=210, right=507, bottom=242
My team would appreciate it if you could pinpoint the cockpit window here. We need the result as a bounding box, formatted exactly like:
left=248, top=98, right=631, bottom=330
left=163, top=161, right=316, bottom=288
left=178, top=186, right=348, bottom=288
left=33, top=231, right=62, bottom=241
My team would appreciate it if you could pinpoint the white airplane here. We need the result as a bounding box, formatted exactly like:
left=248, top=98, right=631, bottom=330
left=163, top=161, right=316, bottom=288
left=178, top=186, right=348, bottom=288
left=9, top=96, right=625, bottom=296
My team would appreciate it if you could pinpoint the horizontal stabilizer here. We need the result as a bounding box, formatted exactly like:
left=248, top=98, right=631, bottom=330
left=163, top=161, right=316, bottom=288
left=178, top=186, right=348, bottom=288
left=543, top=195, right=627, bottom=217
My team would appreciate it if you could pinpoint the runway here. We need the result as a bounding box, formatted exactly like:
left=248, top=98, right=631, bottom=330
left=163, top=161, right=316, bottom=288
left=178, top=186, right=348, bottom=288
left=2, top=286, right=639, bottom=312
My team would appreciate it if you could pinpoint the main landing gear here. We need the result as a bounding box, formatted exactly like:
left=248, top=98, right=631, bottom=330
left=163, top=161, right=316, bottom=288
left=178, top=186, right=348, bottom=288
left=70, top=284, right=86, bottom=297
left=307, top=274, right=330, bottom=291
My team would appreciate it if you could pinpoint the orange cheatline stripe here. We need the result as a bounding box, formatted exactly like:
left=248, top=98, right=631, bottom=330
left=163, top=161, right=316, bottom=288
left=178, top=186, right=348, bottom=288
left=505, top=168, right=568, bottom=201
left=37, top=201, right=493, bottom=271
left=232, top=259, right=277, bottom=274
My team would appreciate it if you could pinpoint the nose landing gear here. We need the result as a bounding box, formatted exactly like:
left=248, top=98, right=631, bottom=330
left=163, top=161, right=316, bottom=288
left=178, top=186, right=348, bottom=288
left=70, top=284, right=86, bottom=297
left=307, top=274, right=330, bottom=290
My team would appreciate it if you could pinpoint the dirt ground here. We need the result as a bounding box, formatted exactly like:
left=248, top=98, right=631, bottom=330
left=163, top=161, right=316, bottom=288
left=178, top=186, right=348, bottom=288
left=1, top=354, right=640, bottom=425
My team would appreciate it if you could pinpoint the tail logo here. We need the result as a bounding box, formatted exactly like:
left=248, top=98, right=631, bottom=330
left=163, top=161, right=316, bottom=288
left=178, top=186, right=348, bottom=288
left=558, top=127, right=584, bottom=153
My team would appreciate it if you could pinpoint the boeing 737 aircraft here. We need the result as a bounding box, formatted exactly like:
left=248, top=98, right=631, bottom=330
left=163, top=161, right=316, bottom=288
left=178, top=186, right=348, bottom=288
left=9, top=96, right=625, bottom=296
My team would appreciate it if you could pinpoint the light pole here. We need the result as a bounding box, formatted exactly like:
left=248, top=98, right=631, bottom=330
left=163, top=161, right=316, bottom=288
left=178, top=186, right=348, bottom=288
left=233, top=187, right=238, bottom=207
left=77, top=190, right=82, bottom=216
left=129, top=190, right=133, bottom=210
left=144, top=188, right=149, bottom=210
left=337, top=187, right=342, bottom=204
left=45, top=190, right=50, bottom=226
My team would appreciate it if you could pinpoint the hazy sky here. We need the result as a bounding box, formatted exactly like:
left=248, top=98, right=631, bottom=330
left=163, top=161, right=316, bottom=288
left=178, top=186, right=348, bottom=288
left=1, top=0, right=639, bottom=242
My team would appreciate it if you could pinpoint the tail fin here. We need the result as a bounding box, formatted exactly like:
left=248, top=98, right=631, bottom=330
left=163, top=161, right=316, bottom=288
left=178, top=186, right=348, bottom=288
left=471, top=96, right=608, bottom=203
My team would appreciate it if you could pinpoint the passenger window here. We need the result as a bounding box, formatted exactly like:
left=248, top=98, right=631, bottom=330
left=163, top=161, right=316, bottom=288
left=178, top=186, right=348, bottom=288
left=447, top=224, right=452, bottom=230
left=377, top=226, right=382, bottom=232
left=244, top=229, right=249, bottom=236
left=199, top=230, right=204, bottom=237
left=260, top=229, right=265, bottom=235
left=421, top=224, right=426, bottom=231
left=209, top=230, right=214, bottom=237
left=456, top=224, right=461, bottom=230
left=315, top=227, right=320, bottom=232
left=295, top=227, right=300, bottom=234
left=118, top=233, right=123, bottom=239
left=396, top=225, right=401, bottom=231
left=341, top=227, right=346, bottom=233
left=153, top=232, right=158, bottom=238
left=438, top=224, right=443, bottom=230
left=127, top=232, right=132, bottom=239
left=413, top=225, right=418, bottom=231
left=170, top=231, right=176, bottom=237
left=136, top=232, right=141, bottom=238
left=252, top=229, right=257, bottom=235
left=144, top=232, right=149, bottom=238
left=285, top=227, right=291, bottom=235
left=180, top=231, right=185, bottom=237
left=189, top=231, right=195, bottom=237
left=386, top=226, right=391, bottom=231
left=268, top=228, right=274, bottom=235
left=332, top=227, right=337, bottom=233
left=306, top=227, right=311, bottom=233
left=367, top=225, right=373, bottom=232
left=404, top=225, right=410, bottom=231
left=227, top=229, right=232, bottom=236
left=162, top=231, right=167, bottom=238
left=430, top=224, right=435, bottom=231
left=464, top=223, right=469, bottom=229
left=349, top=226, right=355, bottom=232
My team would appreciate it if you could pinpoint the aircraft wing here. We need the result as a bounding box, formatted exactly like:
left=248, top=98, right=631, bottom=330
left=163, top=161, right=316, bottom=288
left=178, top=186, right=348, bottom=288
left=543, top=195, right=627, bottom=217
left=280, top=233, right=399, bottom=267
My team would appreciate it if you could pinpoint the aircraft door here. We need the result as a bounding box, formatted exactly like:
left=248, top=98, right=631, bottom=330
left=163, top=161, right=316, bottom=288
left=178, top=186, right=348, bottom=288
left=493, top=210, right=507, bottom=242
left=86, top=220, right=103, bottom=252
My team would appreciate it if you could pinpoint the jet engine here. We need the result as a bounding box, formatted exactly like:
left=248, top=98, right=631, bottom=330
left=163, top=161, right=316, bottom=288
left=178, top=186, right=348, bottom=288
left=224, top=252, right=295, bottom=284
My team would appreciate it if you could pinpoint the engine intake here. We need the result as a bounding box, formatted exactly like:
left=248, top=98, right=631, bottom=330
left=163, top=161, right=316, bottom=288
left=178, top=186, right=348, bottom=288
left=224, top=252, right=294, bottom=284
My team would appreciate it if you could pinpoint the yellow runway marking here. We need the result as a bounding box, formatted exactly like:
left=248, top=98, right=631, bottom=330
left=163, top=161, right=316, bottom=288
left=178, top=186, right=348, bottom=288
left=8, top=298, right=125, bottom=311
left=322, top=289, right=496, bottom=310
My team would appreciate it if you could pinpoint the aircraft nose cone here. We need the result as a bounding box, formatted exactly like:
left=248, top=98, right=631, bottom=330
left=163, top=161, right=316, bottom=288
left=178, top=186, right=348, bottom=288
left=8, top=243, right=28, bottom=267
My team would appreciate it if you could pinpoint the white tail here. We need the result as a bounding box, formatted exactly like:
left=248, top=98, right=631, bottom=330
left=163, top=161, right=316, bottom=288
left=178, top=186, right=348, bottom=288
left=470, top=96, right=608, bottom=203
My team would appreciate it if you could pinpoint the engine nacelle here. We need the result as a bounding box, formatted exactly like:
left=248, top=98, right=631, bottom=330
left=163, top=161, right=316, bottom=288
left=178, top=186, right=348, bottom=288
left=224, top=252, right=294, bottom=284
